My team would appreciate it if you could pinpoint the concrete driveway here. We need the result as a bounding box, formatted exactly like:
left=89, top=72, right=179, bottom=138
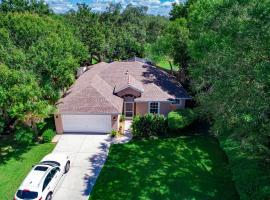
left=52, top=133, right=111, bottom=200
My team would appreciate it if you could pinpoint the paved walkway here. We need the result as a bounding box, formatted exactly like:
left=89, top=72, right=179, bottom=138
left=112, top=120, right=133, bottom=144
left=52, top=134, right=111, bottom=200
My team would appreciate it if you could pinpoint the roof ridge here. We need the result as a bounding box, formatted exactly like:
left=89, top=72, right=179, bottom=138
left=91, top=75, right=122, bottom=112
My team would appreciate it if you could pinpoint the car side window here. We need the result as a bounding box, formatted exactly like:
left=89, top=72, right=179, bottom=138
left=42, top=168, right=58, bottom=191
left=43, top=173, right=52, bottom=191
left=50, top=168, right=58, bottom=177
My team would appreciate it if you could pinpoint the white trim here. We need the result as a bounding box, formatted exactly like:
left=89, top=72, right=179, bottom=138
left=135, top=98, right=191, bottom=103
left=124, top=102, right=134, bottom=119
left=171, top=98, right=182, bottom=105
left=148, top=102, right=160, bottom=114
left=61, top=114, right=112, bottom=133
left=60, top=112, right=120, bottom=115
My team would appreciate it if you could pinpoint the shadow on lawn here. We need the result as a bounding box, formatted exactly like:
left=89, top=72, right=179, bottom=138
left=0, top=136, right=32, bottom=165
left=90, top=136, right=239, bottom=200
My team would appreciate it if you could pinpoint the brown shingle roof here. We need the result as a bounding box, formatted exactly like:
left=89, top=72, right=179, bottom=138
left=115, top=74, right=144, bottom=93
left=57, top=61, right=190, bottom=114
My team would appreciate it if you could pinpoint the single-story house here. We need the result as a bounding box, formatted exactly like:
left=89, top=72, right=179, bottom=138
left=54, top=60, right=190, bottom=134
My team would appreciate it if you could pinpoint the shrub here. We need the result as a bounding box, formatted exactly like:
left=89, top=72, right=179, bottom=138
left=219, top=135, right=270, bottom=200
left=42, top=129, right=55, bottom=143
left=132, top=113, right=167, bottom=138
left=168, top=109, right=196, bottom=130
left=111, top=129, right=118, bottom=138
left=120, top=115, right=125, bottom=122
left=14, top=126, right=34, bottom=145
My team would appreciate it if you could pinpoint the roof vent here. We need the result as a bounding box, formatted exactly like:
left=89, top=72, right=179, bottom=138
left=125, top=70, right=129, bottom=75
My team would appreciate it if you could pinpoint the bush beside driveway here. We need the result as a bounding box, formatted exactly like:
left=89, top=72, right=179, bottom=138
left=0, top=137, right=55, bottom=200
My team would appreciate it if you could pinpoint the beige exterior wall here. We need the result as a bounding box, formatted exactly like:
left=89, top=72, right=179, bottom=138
left=135, top=102, right=148, bottom=115
left=116, top=87, right=141, bottom=98
left=54, top=114, right=64, bottom=134
left=160, top=102, right=174, bottom=115
left=111, top=114, right=120, bottom=131
left=176, top=99, right=186, bottom=109
left=135, top=100, right=186, bottom=116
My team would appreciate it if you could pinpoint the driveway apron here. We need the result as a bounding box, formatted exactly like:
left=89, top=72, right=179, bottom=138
left=52, top=133, right=111, bottom=200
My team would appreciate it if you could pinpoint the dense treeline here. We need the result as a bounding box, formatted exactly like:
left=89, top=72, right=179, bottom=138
left=0, top=1, right=88, bottom=139
left=65, top=3, right=168, bottom=63
left=160, top=0, right=270, bottom=199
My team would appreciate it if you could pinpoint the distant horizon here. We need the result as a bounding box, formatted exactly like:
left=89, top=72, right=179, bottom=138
left=43, top=0, right=183, bottom=16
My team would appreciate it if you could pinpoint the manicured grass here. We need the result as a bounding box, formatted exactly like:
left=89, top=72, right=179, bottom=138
left=157, top=59, right=178, bottom=71
left=90, top=136, right=239, bottom=200
left=0, top=137, right=55, bottom=200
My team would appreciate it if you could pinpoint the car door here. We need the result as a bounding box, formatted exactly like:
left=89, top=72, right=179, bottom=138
left=42, top=170, right=54, bottom=197
left=49, top=167, right=61, bottom=191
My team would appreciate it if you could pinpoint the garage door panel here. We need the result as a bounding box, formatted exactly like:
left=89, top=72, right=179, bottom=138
left=62, top=115, right=111, bottom=133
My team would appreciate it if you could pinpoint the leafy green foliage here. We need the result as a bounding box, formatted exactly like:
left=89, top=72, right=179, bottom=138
left=188, top=0, right=270, bottom=199
left=0, top=0, right=51, bottom=14
left=110, top=129, right=118, bottom=138
left=132, top=114, right=167, bottom=138
left=0, top=64, right=52, bottom=128
left=119, top=115, right=125, bottom=122
left=0, top=7, right=88, bottom=138
left=146, top=18, right=190, bottom=83
left=14, top=125, right=34, bottom=145
left=219, top=135, right=270, bottom=200
left=65, top=3, right=167, bottom=62
left=42, top=129, right=55, bottom=143
left=168, top=109, right=196, bottom=130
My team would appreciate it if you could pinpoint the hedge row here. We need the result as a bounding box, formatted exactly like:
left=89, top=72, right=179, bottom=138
left=219, top=135, right=270, bottom=200
left=132, top=113, right=168, bottom=138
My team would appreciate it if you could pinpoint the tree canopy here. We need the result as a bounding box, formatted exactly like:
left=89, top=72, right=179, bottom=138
left=187, top=0, right=270, bottom=198
left=0, top=8, right=88, bottom=135
left=65, top=3, right=167, bottom=63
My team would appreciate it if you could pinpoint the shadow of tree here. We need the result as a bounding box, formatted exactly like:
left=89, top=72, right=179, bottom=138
left=141, top=64, right=189, bottom=99
left=0, top=136, right=32, bottom=165
left=82, top=137, right=111, bottom=196
left=89, top=136, right=239, bottom=200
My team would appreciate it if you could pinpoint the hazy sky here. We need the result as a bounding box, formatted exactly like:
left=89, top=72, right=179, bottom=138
left=44, top=0, right=182, bottom=16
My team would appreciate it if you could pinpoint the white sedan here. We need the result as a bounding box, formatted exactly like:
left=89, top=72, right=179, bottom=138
left=14, top=153, right=70, bottom=200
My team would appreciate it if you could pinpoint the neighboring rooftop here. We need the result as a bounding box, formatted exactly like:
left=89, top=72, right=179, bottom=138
left=57, top=61, right=190, bottom=114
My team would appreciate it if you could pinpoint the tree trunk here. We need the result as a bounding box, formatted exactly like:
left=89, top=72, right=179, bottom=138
left=89, top=53, right=93, bottom=65
left=31, top=121, right=39, bottom=140
left=169, top=61, right=173, bottom=75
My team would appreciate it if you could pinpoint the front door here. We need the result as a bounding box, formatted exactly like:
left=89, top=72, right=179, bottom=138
left=124, top=102, right=134, bottom=119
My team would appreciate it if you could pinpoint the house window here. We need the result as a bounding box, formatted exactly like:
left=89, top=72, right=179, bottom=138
left=149, top=102, right=159, bottom=114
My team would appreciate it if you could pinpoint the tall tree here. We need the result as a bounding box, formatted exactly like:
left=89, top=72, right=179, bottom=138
left=0, top=0, right=51, bottom=14
left=66, top=4, right=106, bottom=63
left=0, top=11, right=88, bottom=134
left=188, top=0, right=270, bottom=198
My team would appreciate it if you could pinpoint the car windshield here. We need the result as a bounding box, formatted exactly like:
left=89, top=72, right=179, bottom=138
left=16, top=190, right=38, bottom=199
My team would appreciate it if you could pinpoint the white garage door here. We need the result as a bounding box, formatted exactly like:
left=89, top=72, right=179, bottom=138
left=62, top=115, right=112, bottom=133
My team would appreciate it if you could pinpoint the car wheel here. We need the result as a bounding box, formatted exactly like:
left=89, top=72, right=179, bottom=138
left=46, top=193, right=52, bottom=200
left=65, top=161, right=70, bottom=173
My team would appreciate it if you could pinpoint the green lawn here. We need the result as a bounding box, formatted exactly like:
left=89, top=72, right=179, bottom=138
left=157, top=59, right=178, bottom=71
left=90, top=136, right=239, bottom=200
left=0, top=137, right=55, bottom=200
